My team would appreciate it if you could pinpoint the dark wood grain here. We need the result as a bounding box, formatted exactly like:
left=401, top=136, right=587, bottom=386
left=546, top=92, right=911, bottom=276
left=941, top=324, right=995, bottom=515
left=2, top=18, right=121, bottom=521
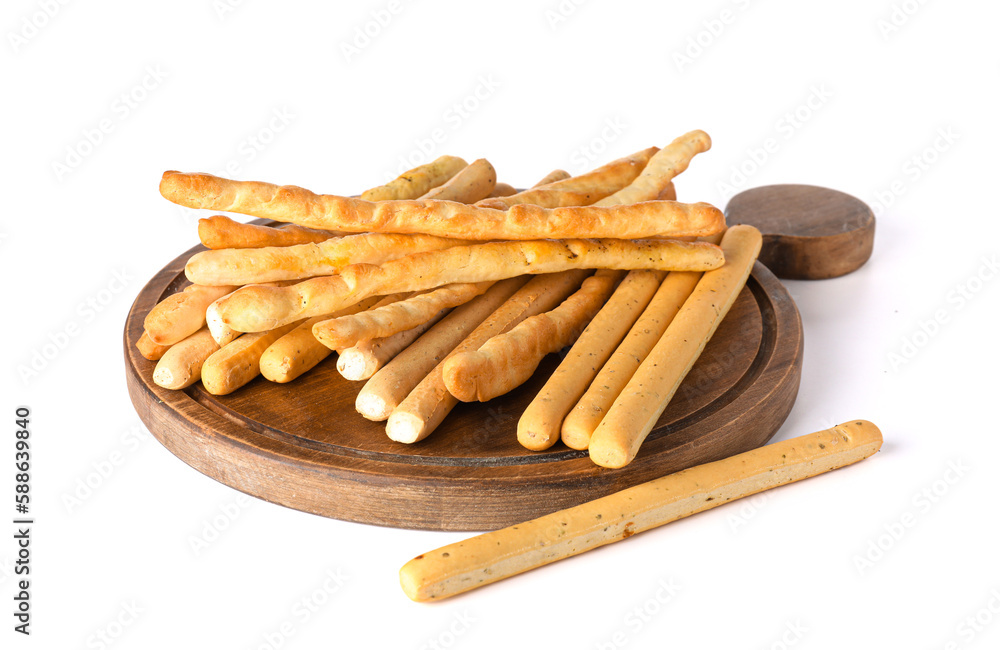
left=123, top=233, right=803, bottom=531
left=725, top=184, right=875, bottom=280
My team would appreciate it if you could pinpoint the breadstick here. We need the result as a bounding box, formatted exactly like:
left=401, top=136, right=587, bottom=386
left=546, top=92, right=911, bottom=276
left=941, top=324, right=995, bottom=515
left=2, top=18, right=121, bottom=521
left=136, top=331, right=171, bottom=360
left=259, top=295, right=389, bottom=383
left=313, top=282, right=493, bottom=351
left=144, top=283, right=238, bottom=345
left=337, top=310, right=448, bottom=382
left=419, top=159, right=496, bottom=203
left=399, top=420, right=883, bottom=602
left=443, top=270, right=623, bottom=403
left=152, top=329, right=219, bottom=390
left=185, top=232, right=472, bottom=286
left=361, top=155, right=468, bottom=201
left=216, top=238, right=725, bottom=332
left=355, top=278, right=527, bottom=421
left=532, top=169, right=570, bottom=187
left=159, top=171, right=725, bottom=241
left=657, top=181, right=676, bottom=201
left=206, top=280, right=299, bottom=346
left=487, top=182, right=517, bottom=198
left=588, top=225, right=762, bottom=468
left=198, top=215, right=342, bottom=249
left=594, top=130, right=710, bottom=206
left=200, top=321, right=302, bottom=395
left=386, top=270, right=590, bottom=444
left=517, top=270, right=666, bottom=451
left=476, top=147, right=658, bottom=209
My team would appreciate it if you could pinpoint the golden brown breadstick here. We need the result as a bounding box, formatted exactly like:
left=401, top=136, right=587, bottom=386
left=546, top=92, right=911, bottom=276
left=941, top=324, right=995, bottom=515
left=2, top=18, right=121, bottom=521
left=185, top=232, right=472, bottom=286
left=588, top=225, right=762, bottom=468
left=386, top=270, right=589, bottom=444
left=152, top=328, right=219, bottom=390
left=487, top=182, right=517, bottom=198
left=200, top=321, right=302, bottom=395
left=198, top=215, right=342, bottom=249
left=159, top=170, right=724, bottom=241
left=532, top=169, right=571, bottom=187
left=206, top=280, right=299, bottom=346
left=399, top=420, right=883, bottom=602
left=516, top=270, right=666, bottom=451
left=419, top=159, right=496, bottom=203
left=144, top=283, right=238, bottom=346
left=355, top=278, right=527, bottom=421
left=312, top=282, right=493, bottom=351
left=361, top=155, right=468, bottom=201
left=136, top=331, right=171, bottom=360
left=594, top=130, right=710, bottom=206
left=336, top=310, right=448, bottom=382
left=216, top=238, right=725, bottom=332
left=476, top=148, right=658, bottom=209
left=442, top=270, right=623, bottom=403
left=258, top=295, right=389, bottom=383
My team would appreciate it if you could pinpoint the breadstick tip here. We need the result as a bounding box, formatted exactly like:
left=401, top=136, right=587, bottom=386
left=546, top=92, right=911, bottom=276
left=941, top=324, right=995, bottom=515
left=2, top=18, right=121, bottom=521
left=386, top=412, right=426, bottom=444
left=356, top=392, right=391, bottom=421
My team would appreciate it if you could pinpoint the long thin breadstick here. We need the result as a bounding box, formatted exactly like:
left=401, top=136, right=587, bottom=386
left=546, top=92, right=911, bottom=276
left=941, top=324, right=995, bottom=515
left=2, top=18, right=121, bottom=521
left=200, top=321, right=302, bottom=395
left=336, top=309, right=449, bottom=382
left=361, top=155, right=468, bottom=201
left=185, top=232, right=472, bottom=286
left=144, top=283, right=238, bottom=345
left=159, top=171, right=724, bottom=241
left=152, top=329, right=219, bottom=389
left=312, top=282, right=493, bottom=351
left=442, top=270, right=623, bottom=403
left=206, top=280, right=299, bottom=346
left=517, top=270, right=666, bottom=451
left=258, top=295, right=389, bottom=383
left=355, top=278, right=527, bottom=421
left=419, top=159, right=496, bottom=203
left=399, top=420, right=883, bottom=602
left=386, top=270, right=590, bottom=444
left=594, top=130, right=711, bottom=206
left=198, top=215, right=342, bottom=249
left=532, top=169, right=570, bottom=187
left=588, top=225, right=762, bottom=468
left=136, top=331, right=172, bottom=360
left=216, top=238, right=725, bottom=332
left=476, top=148, right=658, bottom=209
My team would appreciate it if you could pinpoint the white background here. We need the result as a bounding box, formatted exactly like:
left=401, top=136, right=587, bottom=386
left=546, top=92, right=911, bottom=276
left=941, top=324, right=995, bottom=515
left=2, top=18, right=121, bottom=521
left=3, top=0, right=998, bottom=648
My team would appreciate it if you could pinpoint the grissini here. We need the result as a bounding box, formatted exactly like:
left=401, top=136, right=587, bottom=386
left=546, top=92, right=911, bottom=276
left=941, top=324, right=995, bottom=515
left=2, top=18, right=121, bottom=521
left=216, top=238, right=725, bottom=332
left=442, top=270, right=623, bottom=403
left=258, top=295, right=390, bottom=383
left=355, top=278, right=528, bottom=421
left=136, top=331, right=172, bottom=360
left=487, top=182, right=517, bottom=198
left=532, top=169, right=571, bottom=187
left=594, top=130, right=711, bottom=206
left=399, top=420, right=883, bottom=602
left=159, top=171, right=724, bottom=241
left=385, top=270, right=590, bottom=444
left=200, top=321, right=303, bottom=395
left=152, top=328, right=219, bottom=390
left=476, top=147, right=658, bottom=209
left=312, top=282, right=493, bottom=351
left=206, top=280, right=299, bottom=347
left=184, top=232, right=472, bottom=286
left=198, top=215, right=342, bottom=249
left=336, top=311, right=448, bottom=382
left=419, top=159, right=496, bottom=203
left=360, top=155, right=468, bottom=201
left=143, top=283, right=238, bottom=345
left=516, top=270, right=666, bottom=451
left=588, top=225, right=762, bottom=468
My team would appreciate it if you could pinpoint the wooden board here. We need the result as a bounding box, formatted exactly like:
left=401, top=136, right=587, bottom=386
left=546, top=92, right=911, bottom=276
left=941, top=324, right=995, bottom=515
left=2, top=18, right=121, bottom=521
left=124, top=236, right=803, bottom=531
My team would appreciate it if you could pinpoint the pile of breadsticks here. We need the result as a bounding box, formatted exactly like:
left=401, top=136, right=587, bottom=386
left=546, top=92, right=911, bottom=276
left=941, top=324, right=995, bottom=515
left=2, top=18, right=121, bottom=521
left=138, top=129, right=761, bottom=468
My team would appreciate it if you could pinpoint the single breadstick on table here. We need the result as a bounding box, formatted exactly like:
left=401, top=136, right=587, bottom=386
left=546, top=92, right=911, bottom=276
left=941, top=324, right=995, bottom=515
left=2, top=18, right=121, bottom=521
left=200, top=321, right=303, bottom=395
left=153, top=328, right=219, bottom=390
left=259, top=295, right=390, bottom=383
left=356, top=278, right=527, bottom=421
left=313, top=282, right=493, bottom=351
left=386, top=270, right=590, bottom=444
left=185, top=232, right=473, bottom=286
left=159, top=171, right=724, bottom=241
left=361, top=155, right=467, bottom=201
left=399, top=420, right=883, bottom=602
left=588, top=225, right=763, bottom=468
left=198, top=215, right=342, bottom=249
left=337, top=307, right=450, bottom=382
left=517, top=269, right=666, bottom=451
left=532, top=169, right=570, bottom=187
left=136, top=331, right=171, bottom=361
left=476, top=147, right=658, bottom=209
left=594, top=130, right=711, bottom=206
left=216, top=238, right=725, bottom=332
left=443, top=270, right=624, bottom=403
left=419, top=159, right=496, bottom=203
left=144, top=283, right=238, bottom=345
left=487, top=183, right=517, bottom=198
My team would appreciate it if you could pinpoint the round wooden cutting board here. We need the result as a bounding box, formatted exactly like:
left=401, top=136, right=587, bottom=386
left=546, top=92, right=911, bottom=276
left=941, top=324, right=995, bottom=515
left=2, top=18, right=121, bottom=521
left=124, top=231, right=803, bottom=531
